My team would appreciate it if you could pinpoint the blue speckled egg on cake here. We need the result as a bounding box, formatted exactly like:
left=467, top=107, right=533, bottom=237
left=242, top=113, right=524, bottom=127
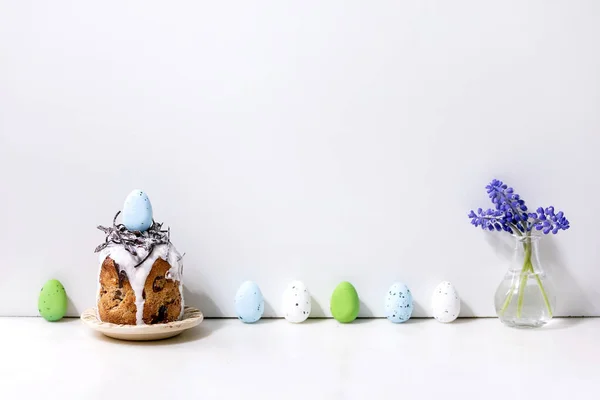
left=384, top=282, right=413, bottom=323
left=235, top=281, right=264, bottom=323
left=122, top=189, right=153, bottom=232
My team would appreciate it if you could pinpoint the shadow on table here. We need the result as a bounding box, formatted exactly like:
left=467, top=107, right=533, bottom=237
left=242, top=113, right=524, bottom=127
left=536, top=317, right=588, bottom=331
left=93, top=318, right=227, bottom=346
left=50, top=317, right=82, bottom=324
left=446, top=317, right=480, bottom=324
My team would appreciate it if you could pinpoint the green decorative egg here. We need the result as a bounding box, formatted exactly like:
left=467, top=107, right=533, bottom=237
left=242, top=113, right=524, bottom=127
left=330, top=281, right=360, bottom=323
left=38, top=279, right=67, bottom=322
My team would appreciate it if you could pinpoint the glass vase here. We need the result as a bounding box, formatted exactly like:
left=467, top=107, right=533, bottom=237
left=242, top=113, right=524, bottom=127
left=494, top=234, right=556, bottom=328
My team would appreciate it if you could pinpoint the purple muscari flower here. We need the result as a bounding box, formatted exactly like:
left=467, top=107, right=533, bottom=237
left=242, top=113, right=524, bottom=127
left=469, top=179, right=570, bottom=236
left=529, top=206, right=570, bottom=234
left=485, top=179, right=529, bottom=216
left=468, top=207, right=511, bottom=232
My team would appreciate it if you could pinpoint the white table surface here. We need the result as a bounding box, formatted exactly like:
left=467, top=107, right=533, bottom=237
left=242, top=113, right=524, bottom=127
left=1, top=317, right=598, bottom=400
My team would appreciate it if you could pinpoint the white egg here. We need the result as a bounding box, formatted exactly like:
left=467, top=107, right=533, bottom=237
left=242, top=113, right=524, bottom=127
left=431, top=281, right=461, bottom=323
left=282, top=280, right=311, bottom=323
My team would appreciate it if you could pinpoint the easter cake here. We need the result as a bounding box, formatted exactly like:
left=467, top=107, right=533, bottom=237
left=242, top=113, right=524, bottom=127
left=94, top=190, right=184, bottom=325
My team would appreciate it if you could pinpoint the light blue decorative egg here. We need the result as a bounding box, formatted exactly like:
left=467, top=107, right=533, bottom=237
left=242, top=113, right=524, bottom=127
left=122, top=189, right=153, bottom=232
left=235, top=281, right=264, bottom=323
left=384, top=282, right=413, bottom=323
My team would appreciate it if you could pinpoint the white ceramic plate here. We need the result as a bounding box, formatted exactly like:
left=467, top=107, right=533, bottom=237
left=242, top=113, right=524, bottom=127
left=81, top=306, right=203, bottom=341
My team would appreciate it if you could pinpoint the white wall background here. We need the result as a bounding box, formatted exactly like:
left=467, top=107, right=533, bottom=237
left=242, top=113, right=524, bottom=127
left=1, top=1, right=599, bottom=318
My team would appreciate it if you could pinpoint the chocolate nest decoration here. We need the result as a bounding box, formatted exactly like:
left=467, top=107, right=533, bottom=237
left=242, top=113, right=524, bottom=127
left=95, top=211, right=174, bottom=268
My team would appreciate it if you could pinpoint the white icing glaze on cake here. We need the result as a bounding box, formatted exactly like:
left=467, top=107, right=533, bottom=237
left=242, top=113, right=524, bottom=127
left=97, top=243, right=184, bottom=325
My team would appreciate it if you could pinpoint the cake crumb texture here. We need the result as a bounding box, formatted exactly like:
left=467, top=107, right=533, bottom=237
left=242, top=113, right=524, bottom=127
left=97, top=256, right=182, bottom=325
left=98, top=257, right=137, bottom=325
left=142, top=257, right=182, bottom=324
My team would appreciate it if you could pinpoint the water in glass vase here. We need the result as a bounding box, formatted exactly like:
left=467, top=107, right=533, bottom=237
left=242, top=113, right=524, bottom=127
left=494, top=235, right=556, bottom=328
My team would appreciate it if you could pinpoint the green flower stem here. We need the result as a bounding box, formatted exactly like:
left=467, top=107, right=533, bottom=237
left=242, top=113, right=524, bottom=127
left=535, top=273, right=553, bottom=318
left=502, top=236, right=553, bottom=319
left=499, top=227, right=524, bottom=316
left=516, top=265, right=531, bottom=317
left=499, top=278, right=516, bottom=316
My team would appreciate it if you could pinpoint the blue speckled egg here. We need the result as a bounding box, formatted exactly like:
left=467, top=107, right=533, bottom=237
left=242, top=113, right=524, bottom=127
left=235, top=281, right=264, bottom=323
left=122, top=189, right=153, bottom=232
left=384, top=282, right=413, bottom=323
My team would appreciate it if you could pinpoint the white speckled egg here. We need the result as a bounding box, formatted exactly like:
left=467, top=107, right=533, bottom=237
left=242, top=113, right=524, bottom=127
left=122, top=189, right=153, bottom=232
left=282, top=280, right=311, bottom=323
left=431, top=281, right=461, bottom=323
left=235, top=281, right=264, bottom=323
left=384, top=282, right=413, bottom=323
